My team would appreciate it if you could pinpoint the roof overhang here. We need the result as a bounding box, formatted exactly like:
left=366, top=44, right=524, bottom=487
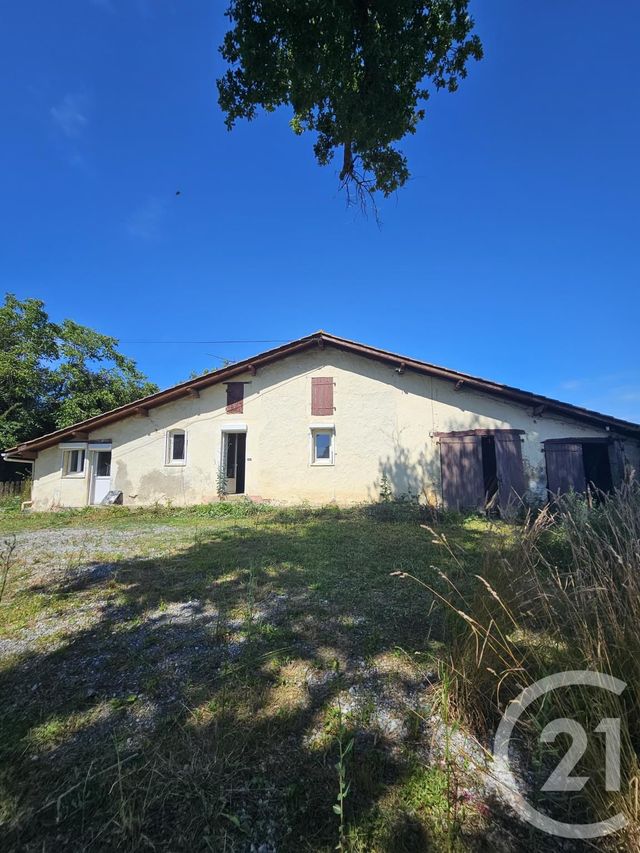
left=5, top=330, right=640, bottom=460
left=2, top=452, right=36, bottom=464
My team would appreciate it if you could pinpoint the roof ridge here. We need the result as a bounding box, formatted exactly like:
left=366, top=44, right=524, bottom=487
left=5, top=331, right=639, bottom=457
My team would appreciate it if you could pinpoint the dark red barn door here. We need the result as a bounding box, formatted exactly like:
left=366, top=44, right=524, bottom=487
left=608, top=439, right=625, bottom=487
left=544, top=442, right=586, bottom=495
left=440, top=435, right=484, bottom=510
left=495, top=433, right=526, bottom=512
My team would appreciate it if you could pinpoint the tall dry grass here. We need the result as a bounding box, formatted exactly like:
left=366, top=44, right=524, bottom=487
left=412, top=483, right=640, bottom=846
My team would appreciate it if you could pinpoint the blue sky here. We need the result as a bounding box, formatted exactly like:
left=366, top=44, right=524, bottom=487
left=2, top=1, right=639, bottom=420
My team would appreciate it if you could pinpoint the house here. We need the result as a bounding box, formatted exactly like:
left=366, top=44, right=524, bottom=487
left=4, top=331, right=640, bottom=511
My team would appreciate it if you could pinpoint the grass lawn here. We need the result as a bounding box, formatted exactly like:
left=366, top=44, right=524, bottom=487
left=0, top=503, right=513, bottom=852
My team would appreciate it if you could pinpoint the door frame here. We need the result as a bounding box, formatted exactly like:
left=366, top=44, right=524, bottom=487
left=89, top=448, right=113, bottom=505
left=220, top=427, right=247, bottom=496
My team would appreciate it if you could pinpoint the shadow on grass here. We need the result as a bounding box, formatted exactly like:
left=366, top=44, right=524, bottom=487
left=0, top=515, right=507, bottom=852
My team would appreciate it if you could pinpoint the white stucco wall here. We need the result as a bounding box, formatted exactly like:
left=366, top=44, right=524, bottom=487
left=29, top=348, right=640, bottom=509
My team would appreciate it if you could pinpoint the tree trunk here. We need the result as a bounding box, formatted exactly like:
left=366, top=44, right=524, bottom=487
left=340, top=140, right=353, bottom=181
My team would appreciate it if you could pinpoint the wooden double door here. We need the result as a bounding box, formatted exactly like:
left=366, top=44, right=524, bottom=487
left=439, top=430, right=526, bottom=513
left=544, top=438, right=621, bottom=496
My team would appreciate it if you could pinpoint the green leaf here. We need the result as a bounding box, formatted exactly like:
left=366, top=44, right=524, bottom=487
left=217, top=2, right=482, bottom=206
left=220, top=812, right=248, bottom=834
left=0, top=293, right=158, bottom=450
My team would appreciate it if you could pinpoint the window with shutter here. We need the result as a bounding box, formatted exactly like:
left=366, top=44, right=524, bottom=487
left=311, top=377, right=333, bottom=416
left=226, top=383, right=244, bottom=414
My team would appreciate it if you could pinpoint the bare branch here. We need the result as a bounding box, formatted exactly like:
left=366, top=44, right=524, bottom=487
left=0, top=403, right=20, bottom=423
left=338, top=152, right=380, bottom=225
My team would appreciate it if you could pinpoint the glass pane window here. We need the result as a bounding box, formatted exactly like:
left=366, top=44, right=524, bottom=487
left=312, top=430, right=333, bottom=464
left=226, top=433, right=237, bottom=478
left=166, top=430, right=187, bottom=464
left=96, top=451, right=112, bottom=477
left=64, top=448, right=85, bottom=476
left=172, top=433, right=185, bottom=461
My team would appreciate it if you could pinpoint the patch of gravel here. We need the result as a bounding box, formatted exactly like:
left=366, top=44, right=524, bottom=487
left=14, top=523, right=179, bottom=551
left=298, top=652, right=534, bottom=841
left=14, top=525, right=186, bottom=582
left=303, top=655, right=429, bottom=749
left=0, top=525, right=195, bottom=660
left=0, top=602, right=99, bottom=658
left=3, top=525, right=530, bottom=848
left=146, top=599, right=220, bottom=626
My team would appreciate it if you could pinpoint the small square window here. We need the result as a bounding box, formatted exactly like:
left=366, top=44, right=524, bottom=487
left=166, top=430, right=187, bottom=465
left=311, top=429, right=334, bottom=465
left=63, top=448, right=86, bottom=477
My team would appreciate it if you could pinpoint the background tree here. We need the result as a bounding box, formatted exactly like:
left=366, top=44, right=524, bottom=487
left=218, top=0, right=482, bottom=211
left=0, top=295, right=56, bottom=453
left=0, top=294, right=158, bottom=460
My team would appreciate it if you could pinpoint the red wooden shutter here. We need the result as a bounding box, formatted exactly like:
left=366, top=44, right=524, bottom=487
left=439, top=435, right=484, bottom=510
left=311, top=377, right=333, bottom=416
left=494, top=432, right=526, bottom=513
left=226, top=382, right=244, bottom=414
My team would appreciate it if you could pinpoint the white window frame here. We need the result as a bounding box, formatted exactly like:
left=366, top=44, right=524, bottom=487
left=310, top=427, right=335, bottom=466
left=62, top=448, right=86, bottom=478
left=165, top=429, right=187, bottom=466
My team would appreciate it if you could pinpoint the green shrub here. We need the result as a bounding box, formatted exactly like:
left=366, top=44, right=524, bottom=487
left=0, top=495, right=22, bottom=514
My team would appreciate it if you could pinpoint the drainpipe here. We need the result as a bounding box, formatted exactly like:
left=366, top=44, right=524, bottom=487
left=1, top=454, right=34, bottom=467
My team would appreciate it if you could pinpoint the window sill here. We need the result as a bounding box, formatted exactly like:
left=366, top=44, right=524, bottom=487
left=311, top=461, right=334, bottom=467
left=62, top=472, right=86, bottom=479
left=164, top=461, right=187, bottom=467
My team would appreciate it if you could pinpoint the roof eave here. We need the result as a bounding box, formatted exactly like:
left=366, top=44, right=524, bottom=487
left=5, top=330, right=640, bottom=459
left=3, top=332, right=326, bottom=458
left=321, top=335, right=640, bottom=437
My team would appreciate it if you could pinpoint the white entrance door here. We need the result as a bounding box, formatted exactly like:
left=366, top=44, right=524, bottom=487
left=91, top=451, right=112, bottom=504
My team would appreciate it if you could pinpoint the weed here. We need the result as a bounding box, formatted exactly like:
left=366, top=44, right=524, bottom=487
left=400, top=482, right=640, bottom=845
left=216, top=464, right=228, bottom=501
left=379, top=474, right=393, bottom=503
left=0, top=496, right=22, bottom=514
left=0, top=535, right=17, bottom=604
left=334, top=701, right=354, bottom=851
